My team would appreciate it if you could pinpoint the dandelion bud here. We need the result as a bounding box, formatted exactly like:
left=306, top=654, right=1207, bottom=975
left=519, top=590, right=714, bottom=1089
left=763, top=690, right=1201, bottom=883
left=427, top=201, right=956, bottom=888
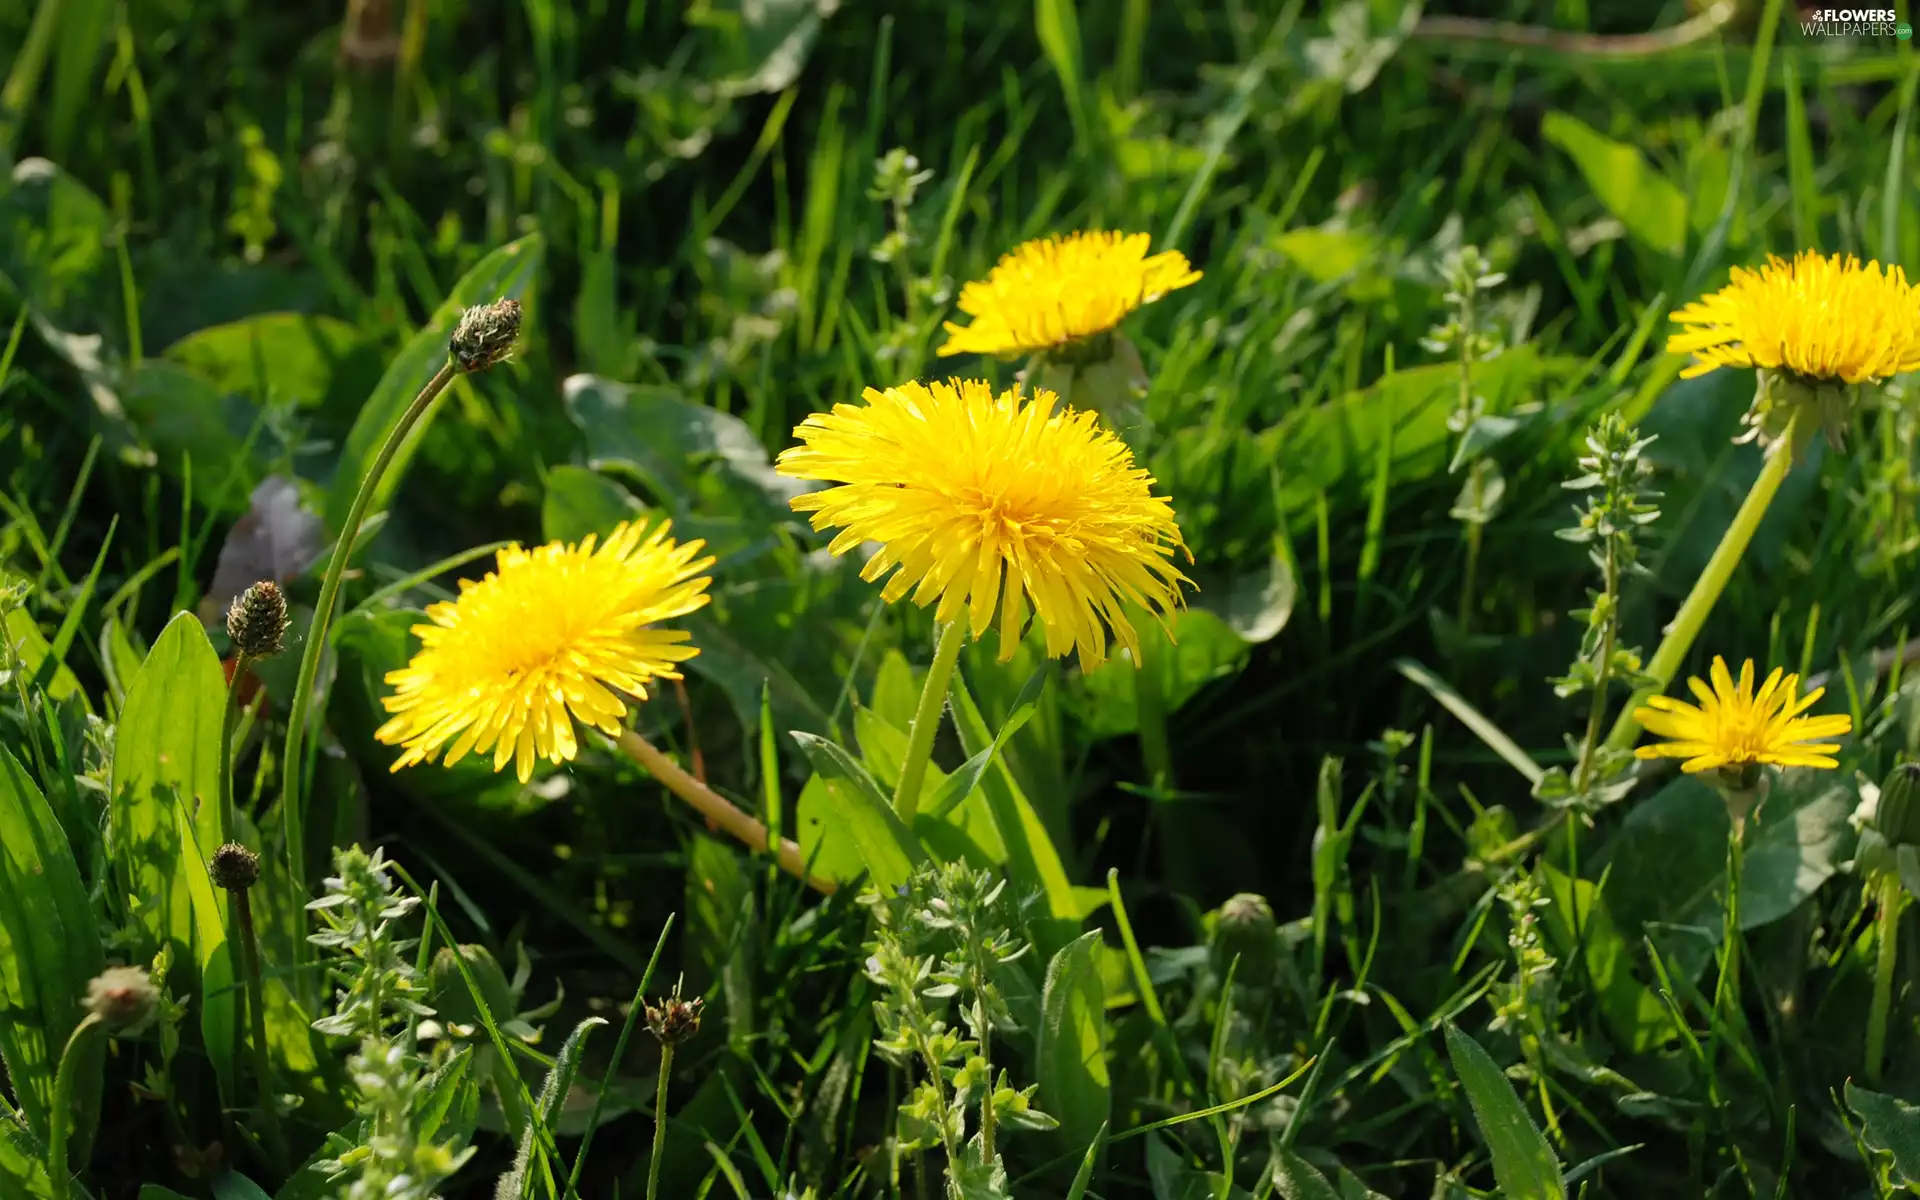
left=225, top=581, right=289, bottom=659
left=209, top=842, right=260, bottom=891
left=450, top=298, right=522, bottom=373
left=1877, top=763, right=1920, bottom=848
left=1208, top=893, right=1278, bottom=988
left=84, top=965, right=160, bottom=1034
left=429, top=944, right=515, bottom=1034
left=643, top=981, right=705, bottom=1047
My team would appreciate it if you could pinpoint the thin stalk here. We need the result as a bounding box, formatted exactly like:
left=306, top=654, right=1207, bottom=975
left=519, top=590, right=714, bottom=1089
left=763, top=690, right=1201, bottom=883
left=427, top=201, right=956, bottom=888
left=645, top=1044, right=674, bottom=1200
left=1868, top=872, right=1905, bottom=1084
left=282, top=359, right=459, bottom=889
left=1456, top=523, right=1482, bottom=636
left=893, top=622, right=967, bottom=822
left=46, top=1013, right=104, bottom=1200
left=1605, top=410, right=1801, bottom=752
left=614, top=728, right=835, bottom=893
left=1572, top=543, right=1622, bottom=798
left=1715, top=817, right=1747, bottom=1041
left=233, top=888, right=290, bottom=1174
left=978, top=1022, right=996, bottom=1167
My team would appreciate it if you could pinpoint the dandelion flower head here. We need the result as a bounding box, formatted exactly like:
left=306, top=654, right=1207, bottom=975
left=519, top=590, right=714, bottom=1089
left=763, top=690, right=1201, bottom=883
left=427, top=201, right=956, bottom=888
left=376, top=520, right=714, bottom=784
left=1667, top=250, right=1920, bottom=385
left=1633, top=656, right=1853, bottom=776
left=936, top=231, right=1201, bottom=360
left=775, top=379, right=1191, bottom=672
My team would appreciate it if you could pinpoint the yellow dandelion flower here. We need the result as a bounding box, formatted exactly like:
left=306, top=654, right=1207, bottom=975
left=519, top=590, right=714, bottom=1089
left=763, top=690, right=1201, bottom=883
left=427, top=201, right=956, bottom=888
left=936, top=231, right=1202, bottom=359
left=1667, top=250, right=1920, bottom=384
left=774, top=379, right=1191, bottom=672
left=375, top=520, right=715, bottom=784
left=1633, top=656, right=1853, bottom=776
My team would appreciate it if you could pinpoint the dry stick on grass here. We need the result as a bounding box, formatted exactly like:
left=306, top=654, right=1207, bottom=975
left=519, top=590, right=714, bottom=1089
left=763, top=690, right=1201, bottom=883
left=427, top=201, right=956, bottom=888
left=1413, top=1, right=1739, bottom=58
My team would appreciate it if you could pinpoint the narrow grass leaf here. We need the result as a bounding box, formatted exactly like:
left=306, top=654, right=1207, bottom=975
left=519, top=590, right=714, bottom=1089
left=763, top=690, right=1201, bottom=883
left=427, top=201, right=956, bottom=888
left=1394, top=659, right=1543, bottom=783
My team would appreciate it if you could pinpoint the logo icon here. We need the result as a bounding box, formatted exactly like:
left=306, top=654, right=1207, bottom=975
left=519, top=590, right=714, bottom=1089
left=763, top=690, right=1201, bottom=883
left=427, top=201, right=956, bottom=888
left=1901, top=21, right=1914, bottom=38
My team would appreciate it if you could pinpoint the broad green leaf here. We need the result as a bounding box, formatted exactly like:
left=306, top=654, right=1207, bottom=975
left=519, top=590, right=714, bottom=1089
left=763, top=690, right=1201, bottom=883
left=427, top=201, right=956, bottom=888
left=950, top=676, right=1088, bottom=952
left=1038, top=931, right=1110, bottom=1152
left=1271, top=1150, right=1341, bottom=1200
left=164, top=313, right=367, bottom=411
left=1076, top=609, right=1248, bottom=739
left=0, top=744, right=104, bottom=1149
left=109, top=611, right=236, bottom=1100
left=870, top=650, right=920, bottom=733
left=562, top=374, right=811, bottom=527
left=1597, top=770, right=1855, bottom=982
left=795, top=774, right=876, bottom=885
left=788, top=732, right=926, bottom=890
left=850, top=706, right=1005, bottom=868
left=2, top=1130, right=54, bottom=1198
left=416, top=1046, right=480, bottom=1149
left=139, top=1189, right=195, bottom=1200
left=1258, top=345, right=1581, bottom=522
left=1536, top=864, right=1680, bottom=1055
left=1847, top=1081, right=1920, bottom=1185
left=1444, top=1024, right=1565, bottom=1200
left=1542, top=111, right=1688, bottom=257
left=210, top=1173, right=276, bottom=1200
left=540, top=464, right=647, bottom=547
left=121, top=359, right=267, bottom=514
left=327, top=233, right=544, bottom=532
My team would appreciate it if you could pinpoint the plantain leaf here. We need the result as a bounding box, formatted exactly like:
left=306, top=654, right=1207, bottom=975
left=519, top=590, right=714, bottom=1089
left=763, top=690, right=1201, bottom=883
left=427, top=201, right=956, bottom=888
left=1444, top=1024, right=1565, bottom=1200
left=109, top=611, right=236, bottom=1101
left=788, top=731, right=926, bottom=891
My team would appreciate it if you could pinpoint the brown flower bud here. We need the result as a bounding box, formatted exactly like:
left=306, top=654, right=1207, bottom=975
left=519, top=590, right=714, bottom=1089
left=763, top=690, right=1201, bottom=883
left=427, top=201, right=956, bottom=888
left=643, top=981, right=705, bottom=1048
left=225, top=581, right=289, bottom=659
left=209, top=842, right=260, bottom=891
left=450, top=298, right=523, bottom=373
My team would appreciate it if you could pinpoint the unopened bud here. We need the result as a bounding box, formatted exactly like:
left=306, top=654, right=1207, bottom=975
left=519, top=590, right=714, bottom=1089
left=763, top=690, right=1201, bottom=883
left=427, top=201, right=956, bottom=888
left=1877, top=763, right=1920, bottom=848
left=225, top=581, right=289, bottom=659
left=430, top=944, right=515, bottom=1033
left=1209, top=893, right=1278, bottom=987
left=644, top=980, right=705, bottom=1047
left=84, top=965, right=160, bottom=1034
left=450, top=298, right=522, bottom=373
left=209, top=842, right=260, bottom=891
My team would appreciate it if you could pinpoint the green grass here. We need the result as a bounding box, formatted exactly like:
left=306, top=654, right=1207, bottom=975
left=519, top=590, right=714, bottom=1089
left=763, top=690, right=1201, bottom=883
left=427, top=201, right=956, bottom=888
left=3, top=0, right=1920, bottom=1196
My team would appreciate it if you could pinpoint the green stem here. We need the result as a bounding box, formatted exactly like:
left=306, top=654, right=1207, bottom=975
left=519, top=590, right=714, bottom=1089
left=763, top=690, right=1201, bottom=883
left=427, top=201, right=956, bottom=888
left=233, top=887, right=289, bottom=1174
left=46, top=1013, right=103, bottom=1200
left=978, top=1023, right=996, bottom=1168
left=1605, top=410, right=1801, bottom=752
left=1717, top=816, right=1746, bottom=1031
left=1456, top=522, right=1482, bottom=638
left=893, top=622, right=967, bottom=822
left=1869, top=872, right=1905, bottom=1084
left=281, top=359, right=459, bottom=891
left=645, top=1043, right=674, bottom=1200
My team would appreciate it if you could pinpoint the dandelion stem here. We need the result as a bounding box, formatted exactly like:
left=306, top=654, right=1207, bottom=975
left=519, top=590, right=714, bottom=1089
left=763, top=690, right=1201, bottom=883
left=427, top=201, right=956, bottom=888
left=893, top=621, right=967, bottom=822
left=46, top=1013, right=103, bottom=1200
left=645, top=1043, right=673, bottom=1200
left=1604, top=409, right=1801, bottom=752
left=1869, top=872, right=1905, bottom=1083
left=282, top=358, right=459, bottom=892
left=614, top=727, right=835, bottom=894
